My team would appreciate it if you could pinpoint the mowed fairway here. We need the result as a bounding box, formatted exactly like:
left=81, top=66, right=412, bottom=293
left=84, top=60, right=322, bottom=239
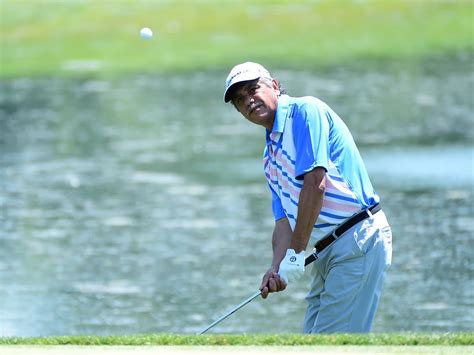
left=1, top=334, right=473, bottom=354
left=1, top=0, right=472, bottom=77
left=1, top=345, right=473, bottom=355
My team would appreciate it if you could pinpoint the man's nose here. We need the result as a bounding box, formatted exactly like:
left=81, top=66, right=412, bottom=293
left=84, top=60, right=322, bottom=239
left=244, top=95, right=254, bottom=106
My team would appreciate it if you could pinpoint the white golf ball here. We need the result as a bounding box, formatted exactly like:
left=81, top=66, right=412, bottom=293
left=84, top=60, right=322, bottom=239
left=140, top=27, right=153, bottom=40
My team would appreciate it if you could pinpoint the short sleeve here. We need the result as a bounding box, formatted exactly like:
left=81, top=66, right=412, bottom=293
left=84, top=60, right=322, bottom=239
left=292, top=102, right=330, bottom=180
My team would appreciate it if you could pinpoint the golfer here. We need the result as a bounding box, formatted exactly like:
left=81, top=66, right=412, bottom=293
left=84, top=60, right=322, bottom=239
left=223, top=62, right=392, bottom=333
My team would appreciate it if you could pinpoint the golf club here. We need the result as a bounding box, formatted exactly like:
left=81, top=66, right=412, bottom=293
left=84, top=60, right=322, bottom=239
left=199, top=252, right=317, bottom=334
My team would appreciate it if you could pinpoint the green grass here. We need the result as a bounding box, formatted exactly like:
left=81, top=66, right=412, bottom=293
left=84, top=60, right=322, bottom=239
left=1, top=333, right=473, bottom=346
left=0, top=0, right=473, bottom=77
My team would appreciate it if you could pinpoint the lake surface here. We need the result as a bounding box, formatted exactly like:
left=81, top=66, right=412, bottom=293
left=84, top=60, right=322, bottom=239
left=1, top=53, right=473, bottom=336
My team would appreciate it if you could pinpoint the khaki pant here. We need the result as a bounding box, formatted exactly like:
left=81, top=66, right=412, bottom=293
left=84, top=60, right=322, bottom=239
left=304, top=210, right=392, bottom=333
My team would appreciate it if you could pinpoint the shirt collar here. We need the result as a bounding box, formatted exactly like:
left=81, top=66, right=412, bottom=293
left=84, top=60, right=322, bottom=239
left=272, top=94, right=290, bottom=133
left=266, top=95, right=290, bottom=143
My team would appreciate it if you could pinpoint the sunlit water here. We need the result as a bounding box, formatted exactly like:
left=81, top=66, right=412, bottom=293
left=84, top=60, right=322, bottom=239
left=1, top=54, right=473, bottom=336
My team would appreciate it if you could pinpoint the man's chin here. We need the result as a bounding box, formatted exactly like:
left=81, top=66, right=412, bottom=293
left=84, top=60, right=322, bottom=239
left=251, top=110, right=268, bottom=121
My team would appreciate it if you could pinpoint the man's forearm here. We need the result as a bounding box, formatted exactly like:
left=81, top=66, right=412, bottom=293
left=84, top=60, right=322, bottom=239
left=271, top=218, right=293, bottom=270
left=290, top=169, right=326, bottom=253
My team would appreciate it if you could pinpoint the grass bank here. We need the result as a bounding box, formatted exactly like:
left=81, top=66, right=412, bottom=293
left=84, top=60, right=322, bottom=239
left=1, top=333, right=473, bottom=346
left=1, top=0, right=472, bottom=77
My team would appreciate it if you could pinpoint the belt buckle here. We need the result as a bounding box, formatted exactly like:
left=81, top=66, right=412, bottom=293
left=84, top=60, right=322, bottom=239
left=366, top=207, right=373, bottom=218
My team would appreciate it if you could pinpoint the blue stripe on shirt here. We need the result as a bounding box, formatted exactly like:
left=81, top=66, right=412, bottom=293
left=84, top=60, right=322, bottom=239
left=281, top=149, right=296, bottom=165
left=325, top=191, right=359, bottom=204
left=269, top=159, right=303, bottom=189
left=315, top=223, right=334, bottom=229
left=328, top=174, right=345, bottom=182
left=319, top=210, right=349, bottom=220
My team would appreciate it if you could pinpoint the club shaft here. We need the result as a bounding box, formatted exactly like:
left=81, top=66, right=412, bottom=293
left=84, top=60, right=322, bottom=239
left=199, top=253, right=317, bottom=334
left=199, top=290, right=262, bottom=334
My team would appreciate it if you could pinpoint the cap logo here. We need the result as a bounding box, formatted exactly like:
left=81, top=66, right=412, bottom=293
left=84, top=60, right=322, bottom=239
left=226, top=69, right=246, bottom=86
left=226, top=68, right=267, bottom=87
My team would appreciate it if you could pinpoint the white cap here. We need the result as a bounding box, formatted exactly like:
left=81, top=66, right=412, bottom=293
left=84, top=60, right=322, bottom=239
left=223, top=62, right=272, bottom=102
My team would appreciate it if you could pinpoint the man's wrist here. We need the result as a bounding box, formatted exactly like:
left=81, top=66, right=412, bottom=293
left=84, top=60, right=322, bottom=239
left=290, top=240, right=307, bottom=253
left=270, top=263, right=279, bottom=271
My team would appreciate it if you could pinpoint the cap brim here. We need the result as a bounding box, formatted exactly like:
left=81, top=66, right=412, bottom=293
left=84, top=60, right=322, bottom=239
left=223, top=73, right=262, bottom=103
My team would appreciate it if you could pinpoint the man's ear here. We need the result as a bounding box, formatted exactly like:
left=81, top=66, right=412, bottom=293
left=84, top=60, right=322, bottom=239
left=272, top=79, right=280, bottom=95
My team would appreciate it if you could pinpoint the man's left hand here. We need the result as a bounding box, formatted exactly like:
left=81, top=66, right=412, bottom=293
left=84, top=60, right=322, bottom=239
left=278, top=249, right=305, bottom=284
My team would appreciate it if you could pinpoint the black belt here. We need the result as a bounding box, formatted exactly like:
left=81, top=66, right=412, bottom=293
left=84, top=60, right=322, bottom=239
left=304, top=203, right=382, bottom=267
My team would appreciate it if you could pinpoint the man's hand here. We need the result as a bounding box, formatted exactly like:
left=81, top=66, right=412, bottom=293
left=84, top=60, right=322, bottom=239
left=278, top=249, right=305, bottom=284
left=259, top=267, right=286, bottom=299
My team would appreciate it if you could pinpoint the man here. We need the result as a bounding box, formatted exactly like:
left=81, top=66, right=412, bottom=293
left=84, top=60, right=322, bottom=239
left=223, top=62, right=392, bottom=333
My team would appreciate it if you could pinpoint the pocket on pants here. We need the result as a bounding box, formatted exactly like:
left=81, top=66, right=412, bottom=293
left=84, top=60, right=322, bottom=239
left=353, top=219, right=377, bottom=255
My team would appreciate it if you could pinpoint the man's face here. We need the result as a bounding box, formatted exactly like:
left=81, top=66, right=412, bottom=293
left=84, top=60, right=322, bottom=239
left=230, top=78, right=280, bottom=130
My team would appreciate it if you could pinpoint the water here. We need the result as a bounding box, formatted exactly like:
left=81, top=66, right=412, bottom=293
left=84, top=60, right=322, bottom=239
left=1, top=54, right=473, bottom=336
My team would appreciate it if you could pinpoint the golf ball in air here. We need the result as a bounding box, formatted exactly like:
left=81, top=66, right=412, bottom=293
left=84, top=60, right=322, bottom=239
left=140, top=27, right=153, bottom=40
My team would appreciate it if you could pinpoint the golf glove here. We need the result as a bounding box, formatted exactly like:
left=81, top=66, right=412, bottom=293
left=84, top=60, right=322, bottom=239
left=278, top=249, right=305, bottom=284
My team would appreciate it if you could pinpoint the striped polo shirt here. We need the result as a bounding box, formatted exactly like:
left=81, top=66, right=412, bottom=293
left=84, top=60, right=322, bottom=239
left=263, top=95, right=379, bottom=244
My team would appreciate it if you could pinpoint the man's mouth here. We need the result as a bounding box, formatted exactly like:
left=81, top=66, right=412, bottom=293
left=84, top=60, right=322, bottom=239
left=249, top=103, right=262, bottom=115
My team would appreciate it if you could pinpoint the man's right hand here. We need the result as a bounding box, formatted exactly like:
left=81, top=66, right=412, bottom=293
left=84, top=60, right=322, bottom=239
left=259, top=266, right=287, bottom=299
